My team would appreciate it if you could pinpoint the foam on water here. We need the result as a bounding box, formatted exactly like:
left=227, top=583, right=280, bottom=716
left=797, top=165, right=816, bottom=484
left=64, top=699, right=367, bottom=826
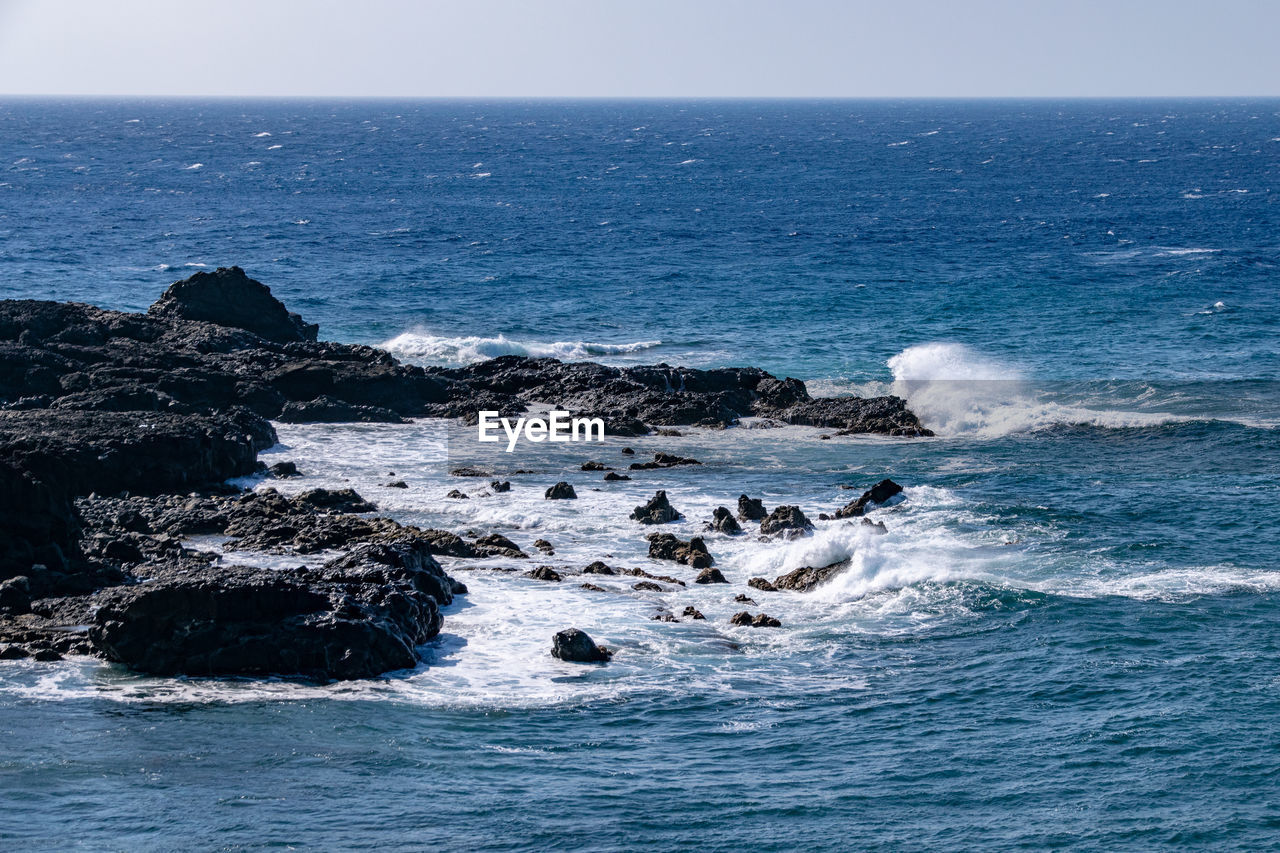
left=381, top=331, right=664, bottom=365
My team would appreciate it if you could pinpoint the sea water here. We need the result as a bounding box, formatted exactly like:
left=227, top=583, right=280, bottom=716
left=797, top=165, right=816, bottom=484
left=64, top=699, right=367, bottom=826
left=1, top=99, right=1278, bottom=850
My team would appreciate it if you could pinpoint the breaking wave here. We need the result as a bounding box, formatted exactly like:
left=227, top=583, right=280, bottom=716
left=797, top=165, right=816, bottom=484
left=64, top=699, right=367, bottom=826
left=382, top=331, right=663, bottom=366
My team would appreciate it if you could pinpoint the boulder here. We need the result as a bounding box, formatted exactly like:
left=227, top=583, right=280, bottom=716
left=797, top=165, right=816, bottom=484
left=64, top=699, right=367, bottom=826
left=551, top=628, right=612, bottom=663
left=545, top=481, right=577, bottom=500
left=632, top=581, right=664, bottom=592
left=533, top=538, right=555, bottom=555
left=705, top=506, right=742, bottom=535
left=647, top=533, right=713, bottom=569
left=603, top=471, right=631, bottom=481
left=582, top=560, right=615, bottom=575
left=490, top=480, right=511, bottom=493
left=147, top=266, right=319, bottom=343
left=760, top=505, right=814, bottom=538
left=629, top=452, right=701, bottom=470
left=729, top=612, right=782, bottom=628
left=630, top=490, right=683, bottom=524
left=526, top=566, right=562, bottom=582
left=773, top=559, right=850, bottom=592
left=834, top=479, right=903, bottom=519
left=695, top=567, right=727, bottom=584
left=736, top=495, right=768, bottom=522
left=748, top=577, right=777, bottom=592
left=268, top=461, right=302, bottom=479
left=682, top=606, right=705, bottom=620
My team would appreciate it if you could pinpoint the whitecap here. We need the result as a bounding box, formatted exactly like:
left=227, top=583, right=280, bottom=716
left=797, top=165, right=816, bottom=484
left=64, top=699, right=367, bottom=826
left=183, top=163, right=203, bottom=170
left=381, top=331, right=663, bottom=366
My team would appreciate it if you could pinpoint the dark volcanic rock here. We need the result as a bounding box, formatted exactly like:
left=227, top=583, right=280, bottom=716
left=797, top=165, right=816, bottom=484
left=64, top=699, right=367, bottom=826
left=835, top=479, right=904, bottom=519
left=603, top=471, right=631, bottom=481
left=490, top=480, right=511, bottom=493
left=629, top=452, right=701, bottom=470
left=736, top=495, right=768, bottom=522
left=446, top=489, right=468, bottom=500
left=632, top=581, right=664, bottom=592
left=545, top=481, right=577, bottom=500
left=695, top=566, right=727, bottom=584
left=630, top=490, right=683, bottom=524
left=760, top=505, right=814, bottom=538
left=730, top=611, right=782, bottom=628
left=473, top=533, right=526, bottom=558
left=532, top=538, right=555, bottom=555
left=551, top=628, right=612, bottom=663
left=705, top=506, right=742, bottom=535
left=748, top=577, right=778, bottom=592
left=268, top=461, right=301, bottom=479
left=526, top=566, right=562, bottom=582
left=89, top=554, right=458, bottom=680
left=278, top=395, right=405, bottom=424
left=647, top=533, right=712, bottom=569
left=682, top=606, right=705, bottom=620
left=583, top=560, right=615, bottom=575
left=148, top=266, right=319, bottom=344
left=580, top=461, right=608, bottom=471
left=773, top=559, right=850, bottom=592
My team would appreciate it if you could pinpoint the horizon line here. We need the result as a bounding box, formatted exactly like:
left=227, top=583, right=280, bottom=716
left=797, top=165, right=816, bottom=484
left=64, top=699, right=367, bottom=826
left=3, top=93, right=1280, bottom=102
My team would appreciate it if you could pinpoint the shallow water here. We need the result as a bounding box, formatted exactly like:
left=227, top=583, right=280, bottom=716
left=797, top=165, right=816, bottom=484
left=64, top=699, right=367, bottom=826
left=1, top=99, right=1278, bottom=850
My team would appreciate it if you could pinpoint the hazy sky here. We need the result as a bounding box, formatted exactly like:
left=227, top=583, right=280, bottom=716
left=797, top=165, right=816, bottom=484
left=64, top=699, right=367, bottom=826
left=1, top=0, right=1277, bottom=98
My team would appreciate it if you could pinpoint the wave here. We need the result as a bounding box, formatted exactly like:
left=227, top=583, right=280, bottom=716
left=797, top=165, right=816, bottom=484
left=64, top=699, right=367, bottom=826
left=886, top=343, right=1188, bottom=438
left=382, top=331, right=663, bottom=366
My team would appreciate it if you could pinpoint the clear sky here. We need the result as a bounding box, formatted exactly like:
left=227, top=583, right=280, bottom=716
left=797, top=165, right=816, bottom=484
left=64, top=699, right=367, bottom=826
left=0, top=0, right=1277, bottom=98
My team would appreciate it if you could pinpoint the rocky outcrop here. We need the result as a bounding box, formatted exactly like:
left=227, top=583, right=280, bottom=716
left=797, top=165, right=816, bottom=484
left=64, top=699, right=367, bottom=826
left=647, top=533, right=712, bottom=569
left=545, top=481, right=577, bottom=500
left=705, top=506, right=742, bottom=535
left=695, top=566, right=727, bottom=584
left=835, top=479, right=904, bottom=519
left=730, top=611, right=782, bottom=628
left=551, top=628, right=612, bottom=663
left=630, top=490, right=683, bottom=524
left=737, top=495, right=768, bottom=522
left=629, top=452, right=701, bottom=470
left=526, top=566, right=562, bottom=582
left=760, top=505, right=814, bottom=538
left=773, top=559, right=850, bottom=592
left=148, top=266, right=319, bottom=344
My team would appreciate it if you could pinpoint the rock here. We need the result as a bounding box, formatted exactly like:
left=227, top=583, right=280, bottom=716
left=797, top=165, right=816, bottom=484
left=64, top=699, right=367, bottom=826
left=760, top=505, right=814, bottom=538
left=734, top=594, right=756, bottom=605
left=862, top=518, right=889, bottom=534
left=629, top=452, right=701, bottom=470
left=580, top=583, right=606, bottom=592
left=0, top=576, right=31, bottom=613
left=582, top=560, right=615, bottom=575
left=705, top=506, right=742, bottom=535
left=450, top=467, right=491, bottom=478
left=526, top=566, right=562, bottom=582
left=0, top=644, right=30, bottom=659
left=632, top=581, right=664, bottom=592
left=773, top=559, right=850, bottom=592
left=748, top=577, right=777, bottom=592
left=603, top=472, right=631, bottom=481
left=31, top=648, right=63, bottom=661
left=490, top=480, right=511, bottom=493
left=834, top=479, right=904, bottom=519
left=296, top=488, right=377, bottom=513
left=729, top=611, right=782, bottom=628
left=630, top=490, right=683, bottom=524
left=147, top=266, right=319, bottom=343
left=446, top=489, right=468, bottom=500
left=580, top=461, right=608, bottom=471
left=473, top=533, right=526, bottom=558
left=384, top=480, right=408, bottom=489
left=647, top=533, right=713, bottom=569
left=551, top=628, right=612, bottom=663
left=545, top=481, right=577, bottom=500
left=533, top=538, right=555, bottom=555
left=278, top=396, right=406, bottom=424
left=736, top=495, right=768, bottom=522
left=268, top=461, right=301, bottom=479
left=621, top=447, right=635, bottom=455
left=89, top=558, right=456, bottom=680
left=695, top=567, right=727, bottom=584
left=624, top=567, right=685, bottom=586
left=682, top=606, right=705, bottom=620
left=652, top=611, right=678, bottom=622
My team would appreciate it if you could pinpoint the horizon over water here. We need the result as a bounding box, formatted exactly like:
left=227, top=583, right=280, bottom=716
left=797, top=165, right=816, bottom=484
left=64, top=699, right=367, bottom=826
left=1, top=99, right=1279, bottom=850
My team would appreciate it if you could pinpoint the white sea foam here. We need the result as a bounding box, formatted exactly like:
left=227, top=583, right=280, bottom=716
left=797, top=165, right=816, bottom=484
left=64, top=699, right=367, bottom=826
left=381, top=331, right=663, bottom=366
left=183, top=163, right=203, bottom=170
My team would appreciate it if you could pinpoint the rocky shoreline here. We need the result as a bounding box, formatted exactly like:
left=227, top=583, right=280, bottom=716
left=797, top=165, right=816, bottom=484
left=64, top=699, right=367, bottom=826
left=0, top=267, right=923, bottom=679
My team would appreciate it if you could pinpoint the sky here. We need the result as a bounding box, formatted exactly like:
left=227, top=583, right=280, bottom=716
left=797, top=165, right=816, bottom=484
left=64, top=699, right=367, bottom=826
left=0, top=0, right=1277, bottom=98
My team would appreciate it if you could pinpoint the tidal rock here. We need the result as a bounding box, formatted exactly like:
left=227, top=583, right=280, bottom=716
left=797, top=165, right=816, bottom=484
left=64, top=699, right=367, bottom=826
left=773, top=559, right=850, bottom=592
left=0, top=576, right=31, bottom=613
left=652, top=611, right=678, bottom=622
left=545, top=481, right=577, bottom=500
left=862, top=518, right=889, bottom=534
left=580, top=582, right=606, bottom=592
left=729, top=611, right=782, bottom=628
left=147, top=266, right=318, bottom=343
left=384, top=480, right=408, bottom=489
left=603, top=471, right=631, bottom=481
left=630, top=490, right=683, bottom=524
left=268, top=461, right=301, bottom=479
left=760, top=505, right=814, bottom=538
left=629, top=452, right=702, bottom=470
left=551, top=628, right=612, bottom=663
left=450, top=467, right=491, bottom=478
left=621, top=447, right=635, bottom=455
left=705, top=506, right=742, bottom=535
left=737, top=495, right=768, bottom=522
left=295, top=488, right=376, bottom=513
left=633, top=581, right=664, bottom=592
left=835, top=479, right=904, bottom=519
left=647, top=533, right=713, bottom=569
left=734, top=594, right=756, bottom=605
left=446, top=489, right=468, bottom=500
left=533, top=538, right=555, bottom=555
left=695, top=566, right=728, bottom=584
left=278, top=395, right=405, bottom=424
left=580, top=461, right=608, bottom=471
left=473, top=533, right=527, bottom=558
left=490, top=480, right=511, bottom=493
left=526, top=566, right=562, bottom=582
left=582, top=560, right=615, bottom=575
left=682, top=606, right=706, bottom=620
left=748, top=577, right=777, bottom=592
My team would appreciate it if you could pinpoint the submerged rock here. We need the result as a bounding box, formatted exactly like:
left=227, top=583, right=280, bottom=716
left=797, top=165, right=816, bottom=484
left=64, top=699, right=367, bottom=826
left=545, top=481, right=577, bottom=500
left=490, top=480, right=511, bottom=493
left=630, top=490, right=683, bottom=524
left=583, top=560, right=616, bottom=575
left=551, top=628, right=612, bottom=663
left=682, top=606, right=706, bottom=620
left=268, top=461, right=302, bottom=479
left=533, top=538, right=555, bottom=555
left=835, top=479, right=903, bottom=519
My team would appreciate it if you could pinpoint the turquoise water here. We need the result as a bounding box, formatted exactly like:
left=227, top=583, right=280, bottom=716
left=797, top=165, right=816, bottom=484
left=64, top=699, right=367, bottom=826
left=1, top=100, right=1278, bottom=850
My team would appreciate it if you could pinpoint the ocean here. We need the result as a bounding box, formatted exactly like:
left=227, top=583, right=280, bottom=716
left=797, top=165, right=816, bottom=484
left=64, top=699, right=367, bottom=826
left=1, top=99, right=1278, bottom=850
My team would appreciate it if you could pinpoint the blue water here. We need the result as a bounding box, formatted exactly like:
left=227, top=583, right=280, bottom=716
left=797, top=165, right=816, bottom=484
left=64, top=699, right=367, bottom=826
left=1, top=100, right=1279, bottom=850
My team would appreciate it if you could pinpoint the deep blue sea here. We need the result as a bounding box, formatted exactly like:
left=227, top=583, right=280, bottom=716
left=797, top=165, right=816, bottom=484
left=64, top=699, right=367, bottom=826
left=1, top=100, right=1278, bottom=850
